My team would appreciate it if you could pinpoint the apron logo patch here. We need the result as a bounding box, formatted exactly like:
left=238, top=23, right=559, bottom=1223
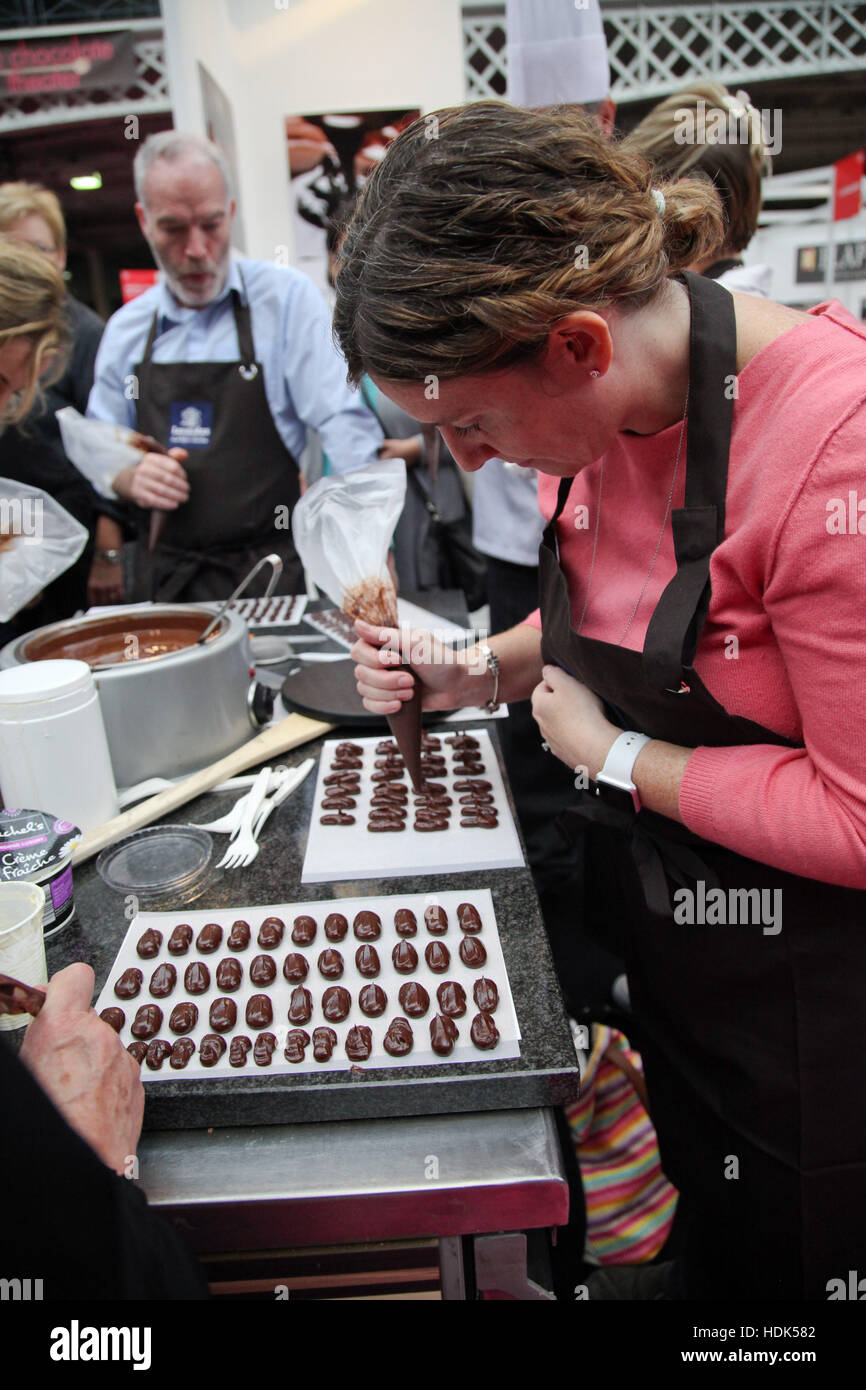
left=168, top=401, right=213, bottom=450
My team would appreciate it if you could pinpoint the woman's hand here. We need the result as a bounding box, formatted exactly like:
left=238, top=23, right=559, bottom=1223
left=378, top=436, right=423, bottom=467
left=351, top=617, right=475, bottom=716
left=531, top=663, right=619, bottom=779
left=112, top=449, right=190, bottom=509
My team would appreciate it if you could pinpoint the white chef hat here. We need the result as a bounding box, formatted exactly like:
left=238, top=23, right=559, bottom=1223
left=506, top=0, right=611, bottom=108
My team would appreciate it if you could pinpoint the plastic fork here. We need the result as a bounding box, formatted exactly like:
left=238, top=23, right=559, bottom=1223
left=195, top=766, right=289, bottom=834
left=251, top=758, right=314, bottom=840
left=215, top=767, right=272, bottom=870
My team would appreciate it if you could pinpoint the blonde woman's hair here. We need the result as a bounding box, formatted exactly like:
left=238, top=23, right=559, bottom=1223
left=0, top=240, right=68, bottom=424
left=333, top=101, right=724, bottom=384
left=0, top=181, right=66, bottom=251
left=623, top=82, right=769, bottom=253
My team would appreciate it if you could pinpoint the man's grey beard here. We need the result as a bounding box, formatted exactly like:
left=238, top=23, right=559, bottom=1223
left=149, top=241, right=232, bottom=308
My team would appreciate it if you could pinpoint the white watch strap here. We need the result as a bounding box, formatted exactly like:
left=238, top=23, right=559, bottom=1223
left=596, top=731, right=651, bottom=793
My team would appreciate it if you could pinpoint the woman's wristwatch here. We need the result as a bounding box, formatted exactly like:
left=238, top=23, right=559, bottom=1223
left=594, top=731, right=651, bottom=813
left=476, top=644, right=500, bottom=714
left=95, top=549, right=123, bottom=565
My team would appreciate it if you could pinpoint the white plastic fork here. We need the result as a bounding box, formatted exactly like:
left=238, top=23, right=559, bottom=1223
left=195, top=766, right=289, bottom=834
left=215, top=766, right=272, bottom=870
left=251, top=759, right=314, bottom=840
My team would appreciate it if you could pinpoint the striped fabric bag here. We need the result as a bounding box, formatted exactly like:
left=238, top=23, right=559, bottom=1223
left=566, top=1023, right=678, bottom=1264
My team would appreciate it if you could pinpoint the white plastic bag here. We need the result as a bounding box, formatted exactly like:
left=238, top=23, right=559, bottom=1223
left=292, top=459, right=407, bottom=623
left=55, top=406, right=156, bottom=498
left=0, top=477, right=88, bottom=622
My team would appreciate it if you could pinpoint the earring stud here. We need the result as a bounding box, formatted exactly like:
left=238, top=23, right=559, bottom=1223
left=590, top=370, right=600, bottom=379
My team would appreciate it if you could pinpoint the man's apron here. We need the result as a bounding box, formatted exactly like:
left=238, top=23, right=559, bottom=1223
left=538, top=271, right=866, bottom=1299
left=132, top=288, right=303, bottom=601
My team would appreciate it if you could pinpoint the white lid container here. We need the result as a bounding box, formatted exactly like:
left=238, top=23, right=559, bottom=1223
left=0, top=659, right=118, bottom=833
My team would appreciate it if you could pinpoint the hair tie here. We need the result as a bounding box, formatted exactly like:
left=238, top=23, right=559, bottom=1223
left=652, top=188, right=666, bottom=216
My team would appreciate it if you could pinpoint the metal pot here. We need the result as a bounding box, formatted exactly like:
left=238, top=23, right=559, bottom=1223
left=0, top=605, right=269, bottom=788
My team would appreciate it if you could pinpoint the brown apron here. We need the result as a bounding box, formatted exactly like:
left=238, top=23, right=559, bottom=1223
left=539, top=271, right=866, bottom=1299
left=132, top=287, right=303, bottom=601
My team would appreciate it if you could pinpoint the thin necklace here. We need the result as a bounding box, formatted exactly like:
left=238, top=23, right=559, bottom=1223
left=574, top=387, right=690, bottom=645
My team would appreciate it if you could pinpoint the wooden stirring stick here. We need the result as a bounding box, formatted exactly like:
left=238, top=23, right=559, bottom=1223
left=0, top=972, right=46, bottom=1018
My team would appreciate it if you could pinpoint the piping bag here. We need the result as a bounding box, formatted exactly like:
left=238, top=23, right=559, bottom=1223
left=292, top=458, right=425, bottom=790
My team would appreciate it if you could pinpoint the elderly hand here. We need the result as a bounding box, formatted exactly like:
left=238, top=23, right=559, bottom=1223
left=531, top=663, right=619, bottom=780
left=19, top=962, right=144, bottom=1176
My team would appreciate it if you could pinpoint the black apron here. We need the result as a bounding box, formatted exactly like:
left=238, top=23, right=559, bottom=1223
left=133, top=288, right=303, bottom=601
left=539, top=271, right=866, bottom=1299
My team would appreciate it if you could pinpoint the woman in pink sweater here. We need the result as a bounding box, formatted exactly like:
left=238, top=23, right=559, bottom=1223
left=337, top=102, right=866, bottom=1300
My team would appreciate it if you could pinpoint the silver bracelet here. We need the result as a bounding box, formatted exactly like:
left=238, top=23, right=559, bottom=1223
left=477, top=644, right=500, bottom=714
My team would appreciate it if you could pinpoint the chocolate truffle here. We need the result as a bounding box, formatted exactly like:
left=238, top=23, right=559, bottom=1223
left=227, top=919, right=251, bottom=951
left=229, top=1036, right=251, bottom=1068
left=282, top=952, right=309, bottom=982
left=345, top=1025, right=373, bottom=1061
left=383, top=1017, right=414, bottom=1057
left=392, top=940, right=418, bottom=974
left=394, top=908, right=418, bottom=937
left=359, top=983, right=387, bottom=1017
left=99, top=1007, right=125, bottom=1033
left=424, top=905, right=448, bottom=935
left=470, top=1012, right=500, bottom=1050
left=216, top=957, right=243, bottom=992
left=209, top=996, right=237, bottom=1032
left=398, top=981, right=430, bottom=1018
left=249, top=954, right=276, bottom=986
left=321, top=811, right=355, bottom=825
left=353, top=910, right=382, bottom=941
left=457, top=902, right=483, bottom=934
left=136, top=927, right=162, bottom=959
left=170, top=1038, right=195, bottom=1070
left=196, top=922, right=223, bottom=953
left=260, top=916, right=286, bottom=947
left=114, top=967, right=142, bottom=1000
left=459, top=936, right=487, bottom=969
left=149, top=962, right=177, bottom=999
left=130, top=1004, right=163, bottom=1040
left=284, top=1028, right=310, bottom=1063
left=430, top=1014, right=459, bottom=1056
left=317, top=948, right=344, bottom=979
left=313, top=1026, right=337, bottom=1062
left=324, top=912, right=349, bottom=941
left=145, top=1039, right=171, bottom=1071
left=168, top=923, right=193, bottom=955
left=290, top=915, right=316, bottom=946
left=322, top=985, right=351, bottom=1022
left=169, top=1001, right=198, bottom=1035
left=253, top=1032, right=277, bottom=1066
left=355, top=944, right=380, bottom=977
left=184, top=961, right=210, bottom=995
left=127, top=1040, right=148, bottom=1064
left=336, top=740, right=363, bottom=756
left=474, top=978, right=499, bottom=1013
left=288, top=985, right=312, bottom=1024
left=425, top=941, right=450, bottom=973
left=246, top=993, right=273, bottom=1028
left=437, top=980, right=467, bottom=1018
left=199, top=1033, right=226, bottom=1067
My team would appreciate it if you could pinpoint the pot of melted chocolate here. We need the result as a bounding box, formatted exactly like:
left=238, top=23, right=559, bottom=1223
left=383, top=1017, right=413, bottom=1057
left=322, top=985, right=351, bottom=1022
left=398, top=981, right=429, bottom=1017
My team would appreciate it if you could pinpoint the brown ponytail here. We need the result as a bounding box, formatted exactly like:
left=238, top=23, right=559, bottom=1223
left=334, top=101, right=723, bottom=384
